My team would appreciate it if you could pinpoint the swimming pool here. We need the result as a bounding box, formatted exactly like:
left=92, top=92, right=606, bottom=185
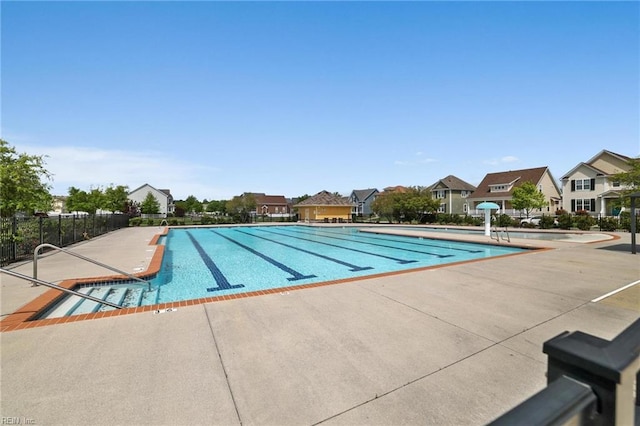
left=39, top=225, right=526, bottom=318
left=152, top=226, right=525, bottom=302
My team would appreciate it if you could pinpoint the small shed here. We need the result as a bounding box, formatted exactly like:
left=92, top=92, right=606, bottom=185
left=293, top=190, right=355, bottom=222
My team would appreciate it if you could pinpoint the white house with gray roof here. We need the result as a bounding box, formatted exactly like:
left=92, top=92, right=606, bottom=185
left=128, top=183, right=175, bottom=218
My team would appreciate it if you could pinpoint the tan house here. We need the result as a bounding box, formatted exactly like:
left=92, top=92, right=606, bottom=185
left=468, top=167, right=561, bottom=217
left=429, top=175, right=476, bottom=215
left=560, top=150, right=634, bottom=217
left=293, top=190, right=354, bottom=222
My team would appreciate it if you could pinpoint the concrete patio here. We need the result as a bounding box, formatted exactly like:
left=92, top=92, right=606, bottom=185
left=1, top=225, right=638, bottom=425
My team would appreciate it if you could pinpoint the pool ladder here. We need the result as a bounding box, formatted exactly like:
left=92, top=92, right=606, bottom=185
left=491, top=226, right=511, bottom=243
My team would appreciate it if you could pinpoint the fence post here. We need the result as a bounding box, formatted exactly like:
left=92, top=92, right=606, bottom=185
left=543, top=319, right=640, bottom=425
left=58, top=214, right=62, bottom=246
left=38, top=216, right=44, bottom=245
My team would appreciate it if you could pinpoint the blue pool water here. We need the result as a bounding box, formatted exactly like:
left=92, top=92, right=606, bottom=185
left=151, top=226, right=525, bottom=303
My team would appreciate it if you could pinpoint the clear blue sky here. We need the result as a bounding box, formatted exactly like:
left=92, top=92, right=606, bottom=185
left=2, top=1, right=639, bottom=201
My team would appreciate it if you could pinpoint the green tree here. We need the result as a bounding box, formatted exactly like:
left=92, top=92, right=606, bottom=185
left=371, top=187, right=439, bottom=223
left=184, top=195, right=202, bottom=214
left=66, top=186, right=104, bottom=214
left=609, top=158, right=640, bottom=208
left=511, top=181, right=548, bottom=218
left=371, top=192, right=395, bottom=222
left=402, top=186, right=440, bottom=222
left=103, top=184, right=129, bottom=213
left=140, top=191, right=161, bottom=215
left=205, top=199, right=227, bottom=215
left=226, top=193, right=256, bottom=223
left=0, top=139, right=53, bottom=217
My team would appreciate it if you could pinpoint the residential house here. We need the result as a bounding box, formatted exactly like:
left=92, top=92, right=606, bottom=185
left=293, top=190, right=355, bottom=222
left=468, top=167, right=561, bottom=217
left=253, top=193, right=292, bottom=218
left=349, top=188, right=379, bottom=217
left=128, top=184, right=175, bottom=218
left=429, top=175, right=476, bottom=215
left=381, top=185, right=410, bottom=194
left=560, top=150, right=634, bottom=217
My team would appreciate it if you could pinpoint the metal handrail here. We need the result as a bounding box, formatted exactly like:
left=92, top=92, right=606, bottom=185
left=33, top=243, right=152, bottom=291
left=0, top=267, right=124, bottom=310
left=490, top=226, right=510, bottom=243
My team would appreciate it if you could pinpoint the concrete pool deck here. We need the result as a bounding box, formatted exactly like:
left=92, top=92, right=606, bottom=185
left=1, top=224, right=638, bottom=425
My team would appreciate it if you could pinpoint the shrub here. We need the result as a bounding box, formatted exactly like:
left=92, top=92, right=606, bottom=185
left=619, top=211, right=640, bottom=232
left=575, top=214, right=596, bottom=231
left=494, top=214, right=514, bottom=227
left=539, top=215, right=556, bottom=229
left=557, top=213, right=572, bottom=230
left=462, top=215, right=478, bottom=226
left=598, top=217, right=619, bottom=232
left=129, top=217, right=142, bottom=227
left=145, top=218, right=155, bottom=226
left=555, top=208, right=568, bottom=216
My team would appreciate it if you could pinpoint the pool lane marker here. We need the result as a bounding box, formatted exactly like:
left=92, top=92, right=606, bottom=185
left=591, top=279, right=640, bottom=303
left=234, top=229, right=374, bottom=272
left=210, top=230, right=317, bottom=281
left=260, top=227, right=453, bottom=259
left=186, top=231, right=246, bottom=293
left=317, top=227, right=484, bottom=253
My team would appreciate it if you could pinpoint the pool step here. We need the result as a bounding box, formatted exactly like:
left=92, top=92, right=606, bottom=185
left=41, top=285, right=152, bottom=319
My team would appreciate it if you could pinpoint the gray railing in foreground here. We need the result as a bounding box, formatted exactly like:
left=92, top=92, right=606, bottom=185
left=490, top=318, right=640, bottom=425
left=0, top=268, right=124, bottom=310
left=33, top=243, right=151, bottom=291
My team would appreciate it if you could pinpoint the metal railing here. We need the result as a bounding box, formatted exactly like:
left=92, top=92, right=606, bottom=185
left=0, top=268, right=124, bottom=310
left=33, top=243, right=152, bottom=291
left=491, top=226, right=510, bottom=243
left=490, top=318, right=640, bottom=425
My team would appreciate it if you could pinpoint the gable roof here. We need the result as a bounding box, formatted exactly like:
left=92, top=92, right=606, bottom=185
left=430, top=175, right=476, bottom=191
left=585, top=149, right=632, bottom=165
left=254, top=194, right=288, bottom=205
left=129, top=183, right=171, bottom=199
left=468, top=167, right=549, bottom=199
left=560, top=162, right=607, bottom=180
left=293, top=190, right=354, bottom=207
left=381, top=185, right=410, bottom=194
left=561, top=150, right=634, bottom=180
left=350, top=188, right=379, bottom=202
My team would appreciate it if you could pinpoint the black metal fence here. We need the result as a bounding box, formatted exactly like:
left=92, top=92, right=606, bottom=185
left=0, top=214, right=130, bottom=266
left=490, top=318, right=640, bottom=425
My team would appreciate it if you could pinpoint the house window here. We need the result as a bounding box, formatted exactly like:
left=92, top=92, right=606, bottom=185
left=490, top=185, right=508, bottom=192
left=572, top=198, right=596, bottom=212
left=612, top=181, right=620, bottom=188
left=438, top=203, right=446, bottom=213
left=463, top=204, right=468, bottom=213
left=436, top=190, right=446, bottom=199
left=573, top=178, right=594, bottom=191
left=461, top=191, right=470, bottom=198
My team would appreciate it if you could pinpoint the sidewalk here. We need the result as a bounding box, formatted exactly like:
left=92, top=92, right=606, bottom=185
left=1, top=226, right=638, bottom=425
